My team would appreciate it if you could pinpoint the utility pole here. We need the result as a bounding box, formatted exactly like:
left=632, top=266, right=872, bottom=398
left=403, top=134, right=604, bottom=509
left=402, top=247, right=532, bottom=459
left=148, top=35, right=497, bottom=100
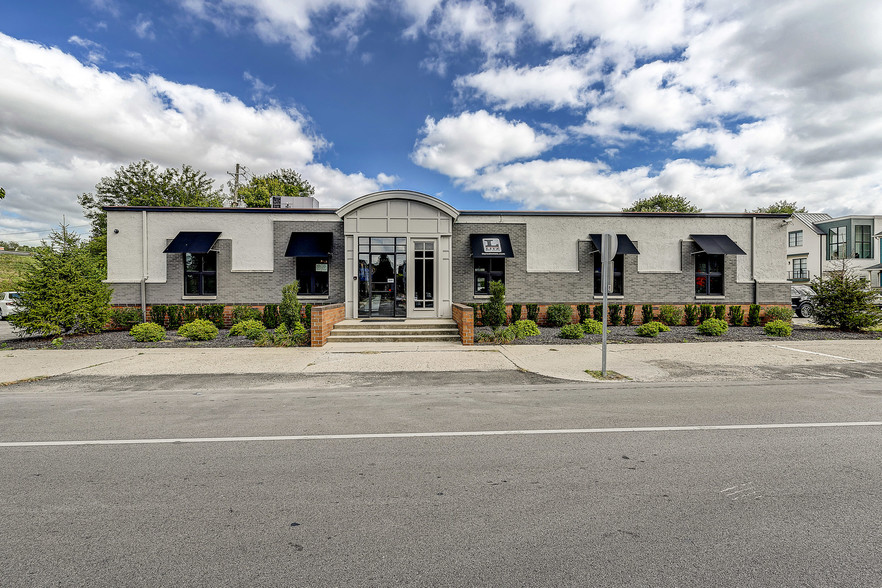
left=227, top=163, right=248, bottom=207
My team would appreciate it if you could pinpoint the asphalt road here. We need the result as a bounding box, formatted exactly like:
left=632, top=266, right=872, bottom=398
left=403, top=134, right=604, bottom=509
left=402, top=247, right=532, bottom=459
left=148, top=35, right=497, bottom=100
left=2, top=376, right=881, bottom=587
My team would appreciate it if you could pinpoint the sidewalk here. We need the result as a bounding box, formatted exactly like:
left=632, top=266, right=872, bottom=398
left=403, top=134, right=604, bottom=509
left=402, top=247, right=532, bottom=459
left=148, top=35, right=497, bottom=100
left=2, top=339, right=880, bottom=385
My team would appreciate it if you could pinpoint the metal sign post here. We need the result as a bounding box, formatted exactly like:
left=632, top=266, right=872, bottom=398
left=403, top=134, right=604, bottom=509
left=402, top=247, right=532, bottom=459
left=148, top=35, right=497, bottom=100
left=600, top=233, right=618, bottom=377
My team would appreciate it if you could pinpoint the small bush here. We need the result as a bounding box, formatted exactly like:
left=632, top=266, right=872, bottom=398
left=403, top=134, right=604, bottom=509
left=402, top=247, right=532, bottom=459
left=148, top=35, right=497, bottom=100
left=641, top=304, right=654, bottom=324
left=110, top=307, right=142, bottom=330
left=577, top=304, right=591, bottom=323
left=302, top=303, right=313, bottom=331
left=699, top=304, right=713, bottom=323
left=198, top=304, right=225, bottom=328
left=608, top=304, right=622, bottom=326
left=256, top=323, right=308, bottom=347
left=526, top=304, right=540, bottom=323
left=764, top=320, right=792, bottom=337
left=513, top=319, right=540, bottom=338
left=624, top=304, right=635, bottom=326
left=684, top=304, right=699, bottom=326
left=232, top=305, right=261, bottom=324
left=229, top=319, right=267, bottom=340
left=546, top=304, right=574, bottom=327
left=559, top=323, right=585, bottom=339
left=592, top=305, right=603, bottom=322
left=484, top=281, right=508, bottom=328
left=635, top=322, right=660, bottom=337
left=262, top=304, right=281, bottom=329
left=280, top=281, right=302, bottom=331
left=182, top=304, right=198, bottom=323
left=167, top=305, right=184, bottom=329
left=493, top=325, right=518, bottom=344
left=582, top=318, right=603, bottom=334
left=658, top=305, right=683, bottom=326
left=697, top=318, right=728, bottom=336
left=129, top=322, right=165, bottom=342
left=810, top=263, right=882, bottom=330
left=764, top=305, right=794, bottom=323
left=178, top=319, right=219, bottom=341
left=149, top=305, right=167, bottom=327
left=713, top=305, right=727, bottom=321
left=748, top=304, right=761, bottom=327
left=510, top=303, right=523, bottom=323
left=728, top=305, right=745, bottom=326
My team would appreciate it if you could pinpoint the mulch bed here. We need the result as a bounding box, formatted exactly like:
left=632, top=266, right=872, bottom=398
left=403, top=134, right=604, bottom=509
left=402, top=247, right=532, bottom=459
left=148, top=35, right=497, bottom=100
left=0, top=329, right=260, bottom=350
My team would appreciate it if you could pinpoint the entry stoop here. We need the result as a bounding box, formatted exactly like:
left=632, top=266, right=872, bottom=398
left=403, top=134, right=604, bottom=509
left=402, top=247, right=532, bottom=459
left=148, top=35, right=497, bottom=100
left=326, top=319, right=462, bottom=343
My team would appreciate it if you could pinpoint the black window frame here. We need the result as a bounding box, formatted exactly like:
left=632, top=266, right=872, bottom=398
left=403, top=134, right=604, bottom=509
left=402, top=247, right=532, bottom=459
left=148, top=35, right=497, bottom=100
left=828, top=226, right=846, bottom=259
left=695, top=252, right=724, bottom=296
left=788, top=230, right=803, bottom=247
left=792, top=257, right=808, bottom=280
left=594, top=253, right=624, bottom=295
left=855, top=225, right=872, bottom=259
left=474, top=257, right=505, bottom=295
left=296, top=256, right=330, bottom=296
left=184, top=251, right=217, bottom=296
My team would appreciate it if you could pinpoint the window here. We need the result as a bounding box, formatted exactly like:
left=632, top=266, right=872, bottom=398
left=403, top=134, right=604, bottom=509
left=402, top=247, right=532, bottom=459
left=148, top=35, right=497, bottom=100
left=296, top=257, right=329, bottom=295
left=695, top=253, right=723, bottom=296
left=855, top=225, right=872, bottom=259
left=184, top=252, right=217, bottom=296
left=828, top=226, right=846, bottom=259
left=414, top=241, right=435, bottom=308
left=788, top=230, right=803, bottom=247
left=791, top=258, right=808, bottom=280
left=474, top=257, right=504, bottom=295
left=594, top=254, right=623, bottom=295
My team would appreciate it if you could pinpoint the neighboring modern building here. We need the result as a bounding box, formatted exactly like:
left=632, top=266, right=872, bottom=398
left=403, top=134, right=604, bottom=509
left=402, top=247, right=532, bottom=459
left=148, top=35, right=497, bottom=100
left=787, top=213, right=882, bottom=288
left=786, top=213, right=831, bottom=284
left=104, top=190, right=790, bottom=329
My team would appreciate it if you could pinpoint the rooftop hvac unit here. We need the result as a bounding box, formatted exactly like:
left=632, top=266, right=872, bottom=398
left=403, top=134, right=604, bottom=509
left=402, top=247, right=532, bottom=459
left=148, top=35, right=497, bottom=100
left=271, top=196, right=320, bottom=209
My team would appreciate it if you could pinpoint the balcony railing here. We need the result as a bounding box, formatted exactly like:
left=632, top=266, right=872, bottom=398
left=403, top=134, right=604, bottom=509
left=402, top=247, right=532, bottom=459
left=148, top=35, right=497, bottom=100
left=788, top=270, right=810, bottom=281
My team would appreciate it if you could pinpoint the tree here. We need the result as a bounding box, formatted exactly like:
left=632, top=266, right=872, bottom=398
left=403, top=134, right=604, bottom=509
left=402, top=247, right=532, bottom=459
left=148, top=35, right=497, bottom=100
left=484, top=280, right=508, bottom=328
left=236, top=168, right=315, bottom=208
left=809, top=260, right=882, bottom=331
left=78, top=160, right=224, bottom=237
left=750, top=200, right=807, bottom=214
left=0, top=186, right=5, bottom=199
left=9, top=225, right=112, bottom=336
left=279, top=280, right=302, bottom=330
left=623, top=194, right=701, bottom=213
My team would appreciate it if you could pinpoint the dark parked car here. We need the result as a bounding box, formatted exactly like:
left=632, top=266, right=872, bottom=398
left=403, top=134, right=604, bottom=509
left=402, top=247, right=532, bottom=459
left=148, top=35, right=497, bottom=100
left=791, top=285, right=815, bottom=318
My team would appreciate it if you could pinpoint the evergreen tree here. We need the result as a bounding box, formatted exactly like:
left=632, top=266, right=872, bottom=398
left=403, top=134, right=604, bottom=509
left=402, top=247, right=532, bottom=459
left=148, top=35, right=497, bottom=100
left=809, top=260, right=882, bottom=331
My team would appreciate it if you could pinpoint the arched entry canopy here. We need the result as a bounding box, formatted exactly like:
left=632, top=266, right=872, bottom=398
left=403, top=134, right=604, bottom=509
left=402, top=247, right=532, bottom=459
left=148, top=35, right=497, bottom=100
left=337, top=191, right=458, bottom=320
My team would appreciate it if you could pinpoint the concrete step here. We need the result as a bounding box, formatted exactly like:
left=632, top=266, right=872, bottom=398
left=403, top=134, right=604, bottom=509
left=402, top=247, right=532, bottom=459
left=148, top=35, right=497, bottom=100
left=327, top=319, right=462, bottom=344
left=326, top=334, right=462, bottom=343
left=331, top=328, right=460, bottom=336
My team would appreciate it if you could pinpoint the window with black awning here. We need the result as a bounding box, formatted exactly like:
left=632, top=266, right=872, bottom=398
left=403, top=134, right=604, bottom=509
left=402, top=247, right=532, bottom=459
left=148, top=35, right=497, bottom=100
left=162, top=231, right=221, bottom=254
left=690, top=234, right=746, bottom=255
left=588, top=234, right=640, bottom=255
left=284, top=232, right=333, bottom=257
left=470, top=234, right=514, bottom=258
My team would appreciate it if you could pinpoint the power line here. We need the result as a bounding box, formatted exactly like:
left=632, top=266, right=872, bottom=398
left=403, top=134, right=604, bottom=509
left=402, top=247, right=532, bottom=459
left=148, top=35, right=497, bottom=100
left=0, top=224, right=90, bottom=238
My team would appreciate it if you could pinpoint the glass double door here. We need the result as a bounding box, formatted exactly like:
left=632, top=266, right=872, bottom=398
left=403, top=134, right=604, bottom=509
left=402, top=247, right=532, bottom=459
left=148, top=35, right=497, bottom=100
left=358, top=237, right=407, bottom=318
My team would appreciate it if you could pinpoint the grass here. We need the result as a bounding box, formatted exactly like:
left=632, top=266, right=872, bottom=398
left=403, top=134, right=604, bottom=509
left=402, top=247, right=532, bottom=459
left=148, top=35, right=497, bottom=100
left=584, top=369, right=631, bottom=380
left=0, top=254, right=35, bottom=292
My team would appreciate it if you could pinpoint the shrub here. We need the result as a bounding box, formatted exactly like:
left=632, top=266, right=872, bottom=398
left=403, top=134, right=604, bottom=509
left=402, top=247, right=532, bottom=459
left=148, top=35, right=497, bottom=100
left=493, top=325, right=518, bottom=344
left=166, top=305, right=184, bottom=329
left=684, top=304, right=699, bottom=326
left=150, top=305, right=167, bottom=326
left=526, top=304, right=540, bottom=323
left=608, top=304, right=622, bottom=326
left=198, top=304, right=225, bottom=328
left=697, top=317, right=728, bottom=336
left=477, top=304, right=488, bottom=327
left=262, top=304, right=281, bottom=329
left=582, top=318, right=603, bottom=334
left=624, top=304, right=635, bottom=326
left=650, top=321, right=670, bottom=332
left=714, top=305, right=727, bottom=321
left=229, top=319, right=267, bottom=339
left=280, top=281, right=302, bottom=331
left=232, top=305, right=261, bottom=324
left=109, top=307, right=142, bottom=330
left=546, top=304, right=574, bottom=327
left=641, top=304, right=654, bottom=324
left=728, top=305, right=745, bottom=327
left=559, top=323, right=585, bottom=339
left=764, top=305, right=794, bottom=323
left=302, top=303, right=313, bottom=331
left=182, top=304, right=198, bottom=323
left=699, top=304, right=713, bottom=323
left=256, top=323, right=308, bottom=347
left=748, top=304, right=762, bottom=327
left=129, top=322, right=166, bottom=342
left=592, top=305, right=603, bottom=322
left=510, top=303, right=523, bottom=323
left=577, top=304, right=591, bottom=323
left=178, top=319, right=219, bottom=341
left=513, top=319, right=540, bottom=338
left=635, top=322, right=661, bottom=337
left=810, top=263, right=882, bottom=330
left=764, top=320, right=792, bottom=337
left=658, top=305, right=683, bottom=326
left=484, top=281, right=508, bottom=328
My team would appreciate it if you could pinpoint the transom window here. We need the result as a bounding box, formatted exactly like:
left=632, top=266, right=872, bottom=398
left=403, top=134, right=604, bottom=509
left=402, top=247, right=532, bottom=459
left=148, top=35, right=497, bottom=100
left=474, top=257, right=504, bottom=295
left=296, top=257, right=329, bottom=295
left=594, top=254, right=623, bottom=295
left=695, top=253, right=723, bottom=296
left=788, top=230, right=803, bottom=247
left=184, top=252, right=217, bottom=296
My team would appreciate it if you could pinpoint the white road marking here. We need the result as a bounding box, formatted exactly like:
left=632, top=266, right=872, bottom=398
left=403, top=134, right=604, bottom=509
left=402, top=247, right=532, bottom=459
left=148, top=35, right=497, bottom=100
left=2, top=421, right=881, bottom=448
left=767, top=345, right=865, bottom=363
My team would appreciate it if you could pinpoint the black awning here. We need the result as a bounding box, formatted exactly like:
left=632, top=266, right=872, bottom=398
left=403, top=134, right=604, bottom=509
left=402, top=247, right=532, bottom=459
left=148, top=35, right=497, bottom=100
left=470, top=234, right=514, bottom=258
left=163, top=231, right=221, bottom=254
left=285, top=232, right=333, bottom=257
left=691, top=234, right=747, bottom=255
left=589, top=234, right=640, bottom=255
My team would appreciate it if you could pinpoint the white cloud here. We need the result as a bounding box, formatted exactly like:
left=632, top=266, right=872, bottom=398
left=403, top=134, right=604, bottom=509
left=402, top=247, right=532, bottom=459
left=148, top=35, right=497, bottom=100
left=411, top=110, right=562, bottom=177
left=134, top=15, right=156, bottom=40
left=67, top=36, right=106, bottom=64
left=0, top=33, right=389, bottom=237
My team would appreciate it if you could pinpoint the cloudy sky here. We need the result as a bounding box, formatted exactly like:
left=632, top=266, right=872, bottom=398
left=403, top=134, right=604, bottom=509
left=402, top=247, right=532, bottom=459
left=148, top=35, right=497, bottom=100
left=2, top=0, right=881, bottom=246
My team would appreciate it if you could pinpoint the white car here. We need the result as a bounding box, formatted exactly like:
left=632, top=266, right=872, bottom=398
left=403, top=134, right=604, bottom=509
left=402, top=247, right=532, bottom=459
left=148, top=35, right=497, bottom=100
left=0, top=292, right=22, bottom=319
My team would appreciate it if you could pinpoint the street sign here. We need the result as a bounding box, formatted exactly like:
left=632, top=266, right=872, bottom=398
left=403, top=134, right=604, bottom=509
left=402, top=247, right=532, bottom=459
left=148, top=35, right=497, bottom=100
left=600, top=233, right=617, bottom=377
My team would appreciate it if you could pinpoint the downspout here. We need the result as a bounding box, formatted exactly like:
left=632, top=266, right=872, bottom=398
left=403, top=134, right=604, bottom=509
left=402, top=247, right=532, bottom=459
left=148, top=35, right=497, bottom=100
left=751, top=216, right=757, bottom=304
left=141, top=210, right=148, bottom=322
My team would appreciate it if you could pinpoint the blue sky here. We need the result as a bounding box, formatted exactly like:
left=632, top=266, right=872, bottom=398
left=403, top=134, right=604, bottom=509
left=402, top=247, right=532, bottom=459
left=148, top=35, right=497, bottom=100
left=2, top=0, right=881, bottom=246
